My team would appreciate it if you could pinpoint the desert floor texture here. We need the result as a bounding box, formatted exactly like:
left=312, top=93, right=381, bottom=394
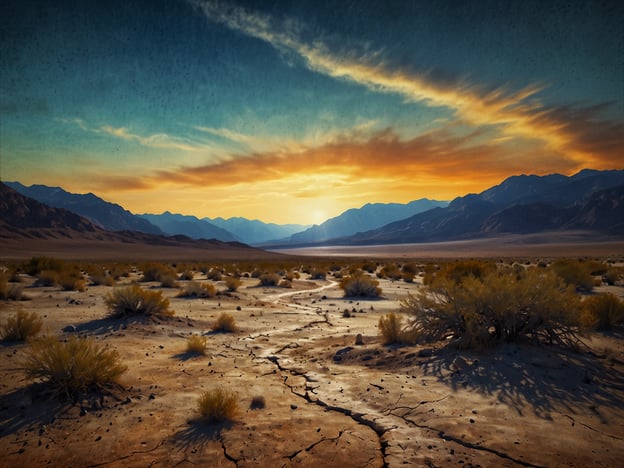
left=1, top=263, right=624, bottom=467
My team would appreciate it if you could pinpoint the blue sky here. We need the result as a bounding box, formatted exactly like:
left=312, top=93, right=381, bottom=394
left=1, top=0, right=623, bottom=224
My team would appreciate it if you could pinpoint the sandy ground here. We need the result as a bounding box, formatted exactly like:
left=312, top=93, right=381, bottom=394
left=1, top=270, right=624, bottom=467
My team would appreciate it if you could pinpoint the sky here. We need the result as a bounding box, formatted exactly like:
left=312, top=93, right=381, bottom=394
left=1, top=0, right=623, bottom=225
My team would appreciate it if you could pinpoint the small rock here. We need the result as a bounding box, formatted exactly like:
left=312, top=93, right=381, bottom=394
left=149, top=394, right=156, bottom=400
left=80, top=408, right=88, bottom=416
left=451, top=356, right=468, bottom=371
left=290, top=404, right=298, bottom=410
left=62, top=325, right=76, bottom=333
left=355, top=334, right=364, bottom=345
left=236, top=306, right=242, bottom=311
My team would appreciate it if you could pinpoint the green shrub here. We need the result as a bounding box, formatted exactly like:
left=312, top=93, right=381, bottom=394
left=212, top=312, right=236, bottom=333
left=21, top=335, right=127, bottom=398
left=550, top=259, right=594, bottom=293
left=178, top=281, right=216, bottom=298
left=402, top=268, right=582, bottom=349
left=1, top=310, right=43, bottom=341
left=428, top=260, right=494, bottom=285
left=582, top=293, right=624, bottom=330
left=308, top=269, right=327, bottom=280
left=186, top=335, right=208, bottom=355
left=258, top=273, right=281, bottom=287
left=340, top=272, right=382, bottom=298
left=197, top=387, right=238, bottom=423
left=224, top=276, right=242, bottom=292
left=105, top=284, right=173, bottom=317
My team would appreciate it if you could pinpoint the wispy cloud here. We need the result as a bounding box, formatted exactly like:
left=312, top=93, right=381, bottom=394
left=191, top=0, right=623, bottom=166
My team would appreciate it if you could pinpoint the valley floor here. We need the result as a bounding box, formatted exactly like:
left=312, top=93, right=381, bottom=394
left=1, top=271, right=624, bottom=467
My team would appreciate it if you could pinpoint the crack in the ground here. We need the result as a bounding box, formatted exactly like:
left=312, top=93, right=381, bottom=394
left=391, top=411, right=545, bottom=468
left=562, top=413, right=624, bottom=441
left=86, top=439, right=166, bottom=467
left=286, top=429, right=345, bottom=460
left=263, top=353, right=388, bottom=468
left=221, top=438, right=240, bottom=467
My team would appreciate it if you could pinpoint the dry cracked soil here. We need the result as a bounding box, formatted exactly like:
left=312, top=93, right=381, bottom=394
left=1, top=271, right=624, bottom=467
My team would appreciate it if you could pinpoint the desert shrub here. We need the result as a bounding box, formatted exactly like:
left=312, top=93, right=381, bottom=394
left=0, top=272, right=25, bottom=300
left=212, top=312, right=236, bottom=333
left=21, top=335, right=127, bottom=398
left=340, top=272, right=382, bottom=298
left=224, top=276, right=242, bottom=292
left=284, top=271, right=300, bottom=281
left=550, top=259, right=594, bottom=293
left=378, top=313, right=414, bottom=345
left=360, top=262, right=377, bottom=274
left=105, top=284, right=173, bottom=317
left=186, top=335, right=208, bottom=355
left=582, top=293, right=624, bottom=330
left=35, top=270, right=59, bottom=287
left=58, top=269, right=86, bottom=292
left=178, top=281, right=216, bottom=298
left=308, top=269, right=327, bottom=280
left=378, top=264, right=402, bottom=280
left=585, top=260, right=608, bottom=276
left=430, top=260, right=494, bottom=285
left=402, top=268, right=582, bottom=350
left=603, top=267, right=624, bottom=286
left=23, top=256, right=64, bottom=276
left=206, top=268, right=223, bottom=281
left=1, top=310, right=43, bottom=341
left=402, top=272, right=415, bottom=283
left=197, top=387, right=238, bottom=423
left=140, top=262, right=177, bottom=282
left=258, top=273, right=281, bottom=287
left=178, top=270, right=194, bottom=281
left=402, top=263, right=419, bottom=275
left=90, top=271, right=115, bottom=286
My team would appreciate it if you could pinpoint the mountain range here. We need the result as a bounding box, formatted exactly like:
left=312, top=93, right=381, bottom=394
left=328, top=169, right=624, bottom=245
left=4, top=169, right=623, bottom=251
left=0, top=183, right=269, bottom=261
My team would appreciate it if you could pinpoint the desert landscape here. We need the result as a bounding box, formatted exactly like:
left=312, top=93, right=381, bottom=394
left=1, top=250, right=623, bottom=467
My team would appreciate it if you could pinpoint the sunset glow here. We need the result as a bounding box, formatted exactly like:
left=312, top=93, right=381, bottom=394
left=2, top=0, right=622, bottom=224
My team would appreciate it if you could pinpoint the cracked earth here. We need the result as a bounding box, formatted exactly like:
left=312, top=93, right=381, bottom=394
left=1, top=272, right=624, bottom=467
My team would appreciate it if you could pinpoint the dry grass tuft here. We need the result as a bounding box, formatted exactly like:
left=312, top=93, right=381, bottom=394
left=1, top=310, right=43, bottom=341
left=340, top=272, right=382, bottom=298
left=224, top=276, right=242, bottom=292
left=212, top=312, right=237, bottom=333
left=186, top=335, right=208, bottom=355
left=105, top=284, right=173, bottom=318
left=197, top=387, right=238, bottom=423
left=21, top=335, right=127, bottom=398
left=177, top=281, right=216, bottom=298
left=582, top=293, right=624, bottom=330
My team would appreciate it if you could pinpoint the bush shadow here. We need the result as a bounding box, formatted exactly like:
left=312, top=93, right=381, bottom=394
left=172, top=420, right=234, bottom=452
left=419, top=343, right=624, bottom=420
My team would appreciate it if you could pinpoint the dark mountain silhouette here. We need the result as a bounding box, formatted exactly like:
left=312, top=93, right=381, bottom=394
left=5, top=182, right=163, bottom=235
left=139, top=212, right=238, bottom=242
left=206, top=217, right=309, bottom=245
left=0, top=183, right=270, bottom=261
left=323, top=169, right=624, bottom=245
left=0, top=183, right=101, bottom=232
left=265, top=198, right=448, bottom=246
